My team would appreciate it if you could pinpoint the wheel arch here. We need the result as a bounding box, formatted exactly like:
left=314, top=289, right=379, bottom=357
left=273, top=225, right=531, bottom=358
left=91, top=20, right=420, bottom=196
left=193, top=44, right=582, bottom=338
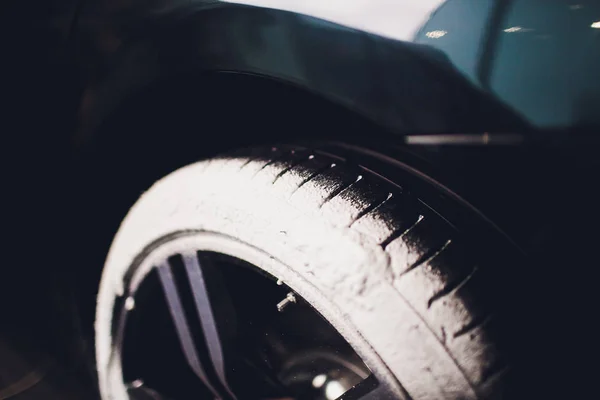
left=75, top=2, right=521, bottom=156
left=76, top=4, right=401, bottom=150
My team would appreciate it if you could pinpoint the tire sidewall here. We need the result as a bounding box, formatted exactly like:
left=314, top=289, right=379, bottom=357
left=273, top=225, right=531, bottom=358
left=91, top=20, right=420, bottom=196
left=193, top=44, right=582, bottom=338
left=96, top=156, right=478, bottom=400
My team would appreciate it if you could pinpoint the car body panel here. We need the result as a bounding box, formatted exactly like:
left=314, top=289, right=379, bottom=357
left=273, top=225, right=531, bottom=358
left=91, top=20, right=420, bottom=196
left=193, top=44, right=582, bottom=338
left=73, top=0, right=527, bottom=147
left=6, top=0, right=599, bottom=146
left=228, top=0, right=600, bottom=129
left=223, top=0, right=446, bottom=41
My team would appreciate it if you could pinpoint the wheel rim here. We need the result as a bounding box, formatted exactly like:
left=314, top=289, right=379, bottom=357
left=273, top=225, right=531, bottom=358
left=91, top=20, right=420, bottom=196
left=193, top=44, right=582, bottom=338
left=105, top=233, right=403, bottom=400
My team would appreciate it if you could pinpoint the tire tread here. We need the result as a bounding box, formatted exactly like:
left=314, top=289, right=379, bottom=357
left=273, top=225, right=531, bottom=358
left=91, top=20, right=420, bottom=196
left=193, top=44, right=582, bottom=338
left=234, top=146, right=507, bottom=398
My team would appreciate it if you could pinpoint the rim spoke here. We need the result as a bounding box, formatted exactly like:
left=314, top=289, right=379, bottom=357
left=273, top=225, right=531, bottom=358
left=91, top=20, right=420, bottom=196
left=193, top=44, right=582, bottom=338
left=157, top=263, right=222, bottom=398
left=118, top=240, right=390, bottom=400
left=181, top=252, right=238, bottom=400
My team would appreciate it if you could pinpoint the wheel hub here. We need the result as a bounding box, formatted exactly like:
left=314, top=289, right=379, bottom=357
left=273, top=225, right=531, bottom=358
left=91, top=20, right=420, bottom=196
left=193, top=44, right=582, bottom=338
left=110, top=236, right=385, bottom=400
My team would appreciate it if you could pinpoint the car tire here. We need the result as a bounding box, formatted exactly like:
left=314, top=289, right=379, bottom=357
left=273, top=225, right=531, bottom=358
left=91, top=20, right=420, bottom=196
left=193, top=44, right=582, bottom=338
left=96, top=144, right=517, bottom=400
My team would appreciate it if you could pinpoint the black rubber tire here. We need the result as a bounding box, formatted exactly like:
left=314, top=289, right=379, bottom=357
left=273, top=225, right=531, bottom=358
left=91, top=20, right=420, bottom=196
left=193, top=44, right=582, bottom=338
left=96, top=144, right=516, bottom=400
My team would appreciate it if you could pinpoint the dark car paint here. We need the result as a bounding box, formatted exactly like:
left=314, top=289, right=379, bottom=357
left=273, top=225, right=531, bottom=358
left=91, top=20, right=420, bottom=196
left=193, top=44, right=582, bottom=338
left=72, top=2, right=528, bottom=146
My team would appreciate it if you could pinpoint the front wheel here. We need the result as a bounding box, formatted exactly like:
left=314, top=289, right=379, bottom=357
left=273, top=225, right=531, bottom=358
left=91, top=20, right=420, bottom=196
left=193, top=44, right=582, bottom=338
left=95, top=145, right=517, bottom=400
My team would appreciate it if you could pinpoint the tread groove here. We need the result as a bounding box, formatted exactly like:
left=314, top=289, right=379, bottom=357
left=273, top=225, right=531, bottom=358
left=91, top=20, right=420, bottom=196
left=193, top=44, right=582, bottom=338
left=238, top=157, right=257, bottom=170
left=388, top=279, right=480, bottom=396
left=398, top=239, right=452, bottom=278
left=289, top=162, right=336, bottom=197
left=272, top=155, right=313, bottom=184
left=427, top=265, right=479, bottom=309
left=348, top=192, right=393, bottom=227
left=239, top=147, right=280, bottom=170
left=319, top=175, right=363, bottom=208
left=480, top=362, right=509, bottom=387
left=252, top=159, right=277, bottom=176
left=453, top=314, right=492, bottom=339
left=252, top=153, right=289, bottom=177
left=381, top=214, right=424, bottom=248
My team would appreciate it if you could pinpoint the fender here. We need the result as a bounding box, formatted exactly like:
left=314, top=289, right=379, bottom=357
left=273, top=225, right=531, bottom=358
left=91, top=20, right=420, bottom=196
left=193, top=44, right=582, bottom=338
left=223, top=0, right=445, bottom=40
left=75, top=1, right=526, bottom=148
